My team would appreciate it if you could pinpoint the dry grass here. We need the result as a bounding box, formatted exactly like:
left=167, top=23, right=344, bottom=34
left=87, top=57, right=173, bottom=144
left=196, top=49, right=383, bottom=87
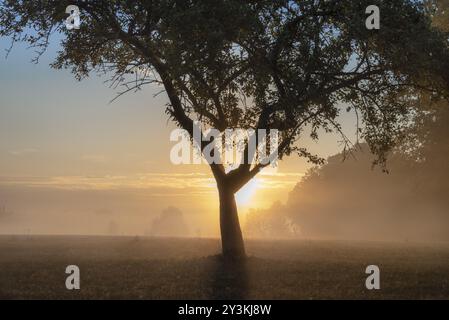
left=1, top=235, right=448, bottom=299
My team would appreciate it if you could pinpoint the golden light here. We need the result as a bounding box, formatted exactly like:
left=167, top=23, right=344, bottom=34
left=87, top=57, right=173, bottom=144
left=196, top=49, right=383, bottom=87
left=235, top=178, right=261, bottom=207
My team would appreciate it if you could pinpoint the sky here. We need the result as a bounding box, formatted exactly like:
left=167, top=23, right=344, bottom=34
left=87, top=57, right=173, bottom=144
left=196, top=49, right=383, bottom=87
left=0, top=34, right=355, bottom=237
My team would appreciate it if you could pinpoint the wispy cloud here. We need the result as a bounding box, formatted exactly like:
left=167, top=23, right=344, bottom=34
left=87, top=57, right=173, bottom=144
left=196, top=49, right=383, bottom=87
left=8, top=148, right=38, bottom=156
left=0, top=173, right=212, bottom=191
left=0, top=171, right=302, bottom=193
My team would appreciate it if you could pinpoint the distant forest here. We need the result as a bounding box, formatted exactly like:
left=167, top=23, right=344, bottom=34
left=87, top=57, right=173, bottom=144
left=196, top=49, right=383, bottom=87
left=245, top=97, right=449, bottom=242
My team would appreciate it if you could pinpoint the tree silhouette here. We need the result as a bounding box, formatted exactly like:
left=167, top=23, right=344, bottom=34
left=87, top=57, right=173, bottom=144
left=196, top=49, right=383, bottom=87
left=2, top=0, right=449, bottom=258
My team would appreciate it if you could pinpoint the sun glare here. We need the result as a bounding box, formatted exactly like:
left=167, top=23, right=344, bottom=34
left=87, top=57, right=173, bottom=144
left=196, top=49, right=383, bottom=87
left=235, top=178, right=261, bottom=207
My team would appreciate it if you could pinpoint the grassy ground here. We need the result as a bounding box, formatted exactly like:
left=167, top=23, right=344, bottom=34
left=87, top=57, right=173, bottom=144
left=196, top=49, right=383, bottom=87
left=0, top=235, right=448, bottom=299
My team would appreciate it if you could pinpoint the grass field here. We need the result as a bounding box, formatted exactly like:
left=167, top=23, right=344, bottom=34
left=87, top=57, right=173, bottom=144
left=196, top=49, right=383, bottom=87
left=0, top=235, right=448, bottom=299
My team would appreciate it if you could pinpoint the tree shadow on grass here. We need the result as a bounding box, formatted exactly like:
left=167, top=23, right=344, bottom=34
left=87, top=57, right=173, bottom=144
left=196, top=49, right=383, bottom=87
left=209, top=255, right=249, bottom=300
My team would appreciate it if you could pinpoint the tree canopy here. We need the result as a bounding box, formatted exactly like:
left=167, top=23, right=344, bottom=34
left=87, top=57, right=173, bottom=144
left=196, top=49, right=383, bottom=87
left=2, top=1, right=449, bottom=179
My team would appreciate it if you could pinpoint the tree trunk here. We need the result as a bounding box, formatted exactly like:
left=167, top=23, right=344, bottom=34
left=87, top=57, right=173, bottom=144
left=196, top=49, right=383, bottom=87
left=218, top=185, right=246, bottom=259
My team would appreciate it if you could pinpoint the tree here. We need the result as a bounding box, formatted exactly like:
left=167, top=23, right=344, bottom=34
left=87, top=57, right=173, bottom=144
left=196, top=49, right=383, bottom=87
left=150, top=206, right=190, bottom=237
left=1, top=0, right=449, bottom=259
left=245, top=202, right=299, bottom=239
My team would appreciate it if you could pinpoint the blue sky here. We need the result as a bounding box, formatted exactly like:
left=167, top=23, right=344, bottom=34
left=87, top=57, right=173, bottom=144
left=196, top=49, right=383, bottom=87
left=0, top=34, right=176, bottom=177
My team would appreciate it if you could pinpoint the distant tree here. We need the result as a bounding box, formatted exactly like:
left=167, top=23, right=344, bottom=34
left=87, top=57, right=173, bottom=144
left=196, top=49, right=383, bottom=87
left=150, top=206, right=190, bottom=237
left=245, top=202, right=299, bottom=239
left=107, top=220, right=119, bottom=236
left=0, top=204, right=13, bottom=220
left=2, top=0, right=449, bottom=258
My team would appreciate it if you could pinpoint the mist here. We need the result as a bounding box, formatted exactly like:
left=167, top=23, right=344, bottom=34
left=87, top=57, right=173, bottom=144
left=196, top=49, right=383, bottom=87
left=0, top=184, right=218, bottom=237
left=244, top=140, right=449, bottom=242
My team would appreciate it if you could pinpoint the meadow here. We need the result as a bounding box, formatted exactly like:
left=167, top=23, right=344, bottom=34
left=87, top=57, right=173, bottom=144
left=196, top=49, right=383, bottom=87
left=0, top=235, right=448, bottom=299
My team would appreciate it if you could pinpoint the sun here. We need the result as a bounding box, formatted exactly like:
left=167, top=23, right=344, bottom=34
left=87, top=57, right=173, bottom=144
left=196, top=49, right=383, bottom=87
left=235, top=178, right=261, bottom=207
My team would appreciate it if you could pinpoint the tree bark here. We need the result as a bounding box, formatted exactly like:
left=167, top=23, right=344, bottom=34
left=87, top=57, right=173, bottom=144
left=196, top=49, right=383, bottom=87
left=218, top=184, right=246, bottom=259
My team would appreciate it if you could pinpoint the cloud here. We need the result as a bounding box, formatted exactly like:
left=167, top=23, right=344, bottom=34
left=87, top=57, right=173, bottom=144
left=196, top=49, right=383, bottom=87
left=0, top=173, right=212, bottom=191
left=9, top=148, right=38, bottom=156
left=0, top=171, right=302, bottom=197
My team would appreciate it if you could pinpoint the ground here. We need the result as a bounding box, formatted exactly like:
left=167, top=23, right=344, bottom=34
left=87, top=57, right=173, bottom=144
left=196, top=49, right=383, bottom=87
left=0, top=235, right=448, bottom=299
